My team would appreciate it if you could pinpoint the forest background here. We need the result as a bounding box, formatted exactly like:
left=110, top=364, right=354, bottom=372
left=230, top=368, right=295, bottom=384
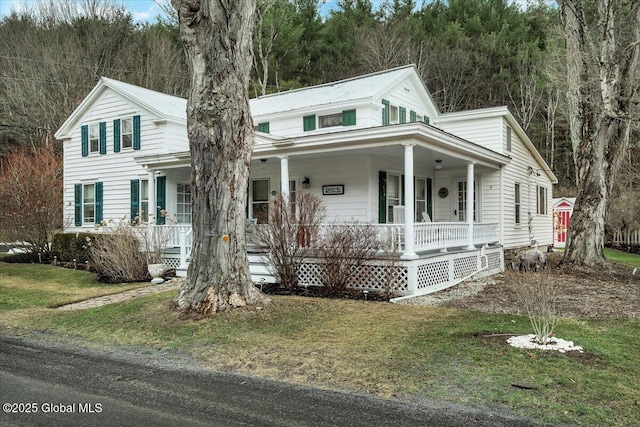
left=0, top=0, right=638, bottom=240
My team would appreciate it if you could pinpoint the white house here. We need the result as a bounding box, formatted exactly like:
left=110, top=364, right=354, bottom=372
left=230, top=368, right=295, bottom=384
left=55, top=65, right=556, bottom=297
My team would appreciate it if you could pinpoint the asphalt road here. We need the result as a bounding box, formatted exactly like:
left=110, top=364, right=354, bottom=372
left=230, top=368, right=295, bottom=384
left=0, top=335, right=541, bottom=427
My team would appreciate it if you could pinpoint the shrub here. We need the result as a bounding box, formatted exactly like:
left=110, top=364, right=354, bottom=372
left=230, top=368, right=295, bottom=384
left=51, top=232, right=100, bottom=263
left=88, top=225, right=149, bottom=283
left=316, top=222, right=382, bottom=293
left=507, top=270, right=559, bottom=345
left=254, top=193, right=325, bottom=288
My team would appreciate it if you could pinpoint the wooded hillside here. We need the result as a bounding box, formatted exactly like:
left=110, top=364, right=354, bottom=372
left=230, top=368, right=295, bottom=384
left=0, top=0, right=637, bottom=198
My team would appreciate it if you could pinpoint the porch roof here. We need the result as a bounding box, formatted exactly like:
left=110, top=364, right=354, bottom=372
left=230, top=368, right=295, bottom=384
left=134, top=122, right=510, bottom=170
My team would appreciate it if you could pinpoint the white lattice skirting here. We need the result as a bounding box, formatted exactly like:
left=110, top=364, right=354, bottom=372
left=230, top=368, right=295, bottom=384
left=298, top=247, right=503, bottom=296
left=164, top=246, right=504, bottom=297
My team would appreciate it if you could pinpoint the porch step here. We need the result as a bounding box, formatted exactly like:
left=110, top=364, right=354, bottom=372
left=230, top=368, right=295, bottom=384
left=248, top=253, right=277, bottom=284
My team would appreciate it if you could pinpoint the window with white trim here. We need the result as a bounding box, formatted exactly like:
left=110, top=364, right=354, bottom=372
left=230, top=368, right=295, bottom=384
left=390, top=105, right=399, bottom=124
left=140, top=179, right=149, bottom=221
left=89, top=124, right=99, bottom=153
left=537, top=186, right=548, bottom=215
left=319, top=113, right=342, bottom=128
left=122, top=118, right=133, bottom=149
left=83, top=183, right=96, bottom=224
left=177, top=183, right=192, bottom=224
left=386, top=173, right=401, bottom=223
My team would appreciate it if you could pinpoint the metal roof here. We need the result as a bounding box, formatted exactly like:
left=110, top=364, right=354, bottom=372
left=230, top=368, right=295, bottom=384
left=249, top=65, right=416, bottom=117
left=100, top=77, right=187, bottom=122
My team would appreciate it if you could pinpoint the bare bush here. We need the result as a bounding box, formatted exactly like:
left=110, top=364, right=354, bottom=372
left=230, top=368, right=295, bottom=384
left=254, top=193, right=325, bottom=288
left=88, top=225, right=149, bottom=282
left=507, top=270, right=559, bottom=345
left=0, top=147, right=62, bottom=254
left=88, top=222, right=171, bottom=282
left=316, top=222, right=382, bottom=293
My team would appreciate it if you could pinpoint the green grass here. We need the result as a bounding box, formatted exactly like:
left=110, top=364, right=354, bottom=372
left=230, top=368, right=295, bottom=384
left=0, top=262, right=144, bottom=311
left=1, top=262, right=639, bottom=426
left=604, top=247, right=640, bottom=268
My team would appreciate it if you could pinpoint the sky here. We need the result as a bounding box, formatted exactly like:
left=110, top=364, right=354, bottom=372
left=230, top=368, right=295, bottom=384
left=0, top=0, right=549, bottom=24
left=0, top=0, right=339, bottom=23
left=0, top=0, right=170, bottom=23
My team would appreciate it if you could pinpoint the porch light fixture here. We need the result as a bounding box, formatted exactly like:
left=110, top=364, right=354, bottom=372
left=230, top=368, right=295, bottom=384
left=302, top=176, right=311, bottom=188
left=435, top=159, right=443, bottom=170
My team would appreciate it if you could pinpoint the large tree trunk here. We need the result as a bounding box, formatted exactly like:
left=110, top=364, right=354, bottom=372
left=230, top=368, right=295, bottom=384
left=172, top=0, right=271, bottom=314
left=560, top=0, right=639, bottom=267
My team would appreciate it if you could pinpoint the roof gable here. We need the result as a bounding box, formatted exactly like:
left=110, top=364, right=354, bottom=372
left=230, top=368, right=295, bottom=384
left=55, top=77, right=186, bottom=139
left=249, top=64, right=439, bottom=119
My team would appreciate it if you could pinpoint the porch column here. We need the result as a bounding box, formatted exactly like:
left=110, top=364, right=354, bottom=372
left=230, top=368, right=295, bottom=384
left=279, top=156, right=290, bottom=199
left=402, top=143, right=417, bottom=259
left=147, top=169, right=156, bottom=224
left=466, top=162, right=475, bottom=250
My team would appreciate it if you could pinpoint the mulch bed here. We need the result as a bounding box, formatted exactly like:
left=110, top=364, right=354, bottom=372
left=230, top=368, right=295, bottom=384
left=442, top=252, right=640, bottom=319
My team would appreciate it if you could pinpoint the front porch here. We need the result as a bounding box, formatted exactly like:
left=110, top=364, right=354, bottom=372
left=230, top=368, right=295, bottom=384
left=157, top=222, right=502, bottom=297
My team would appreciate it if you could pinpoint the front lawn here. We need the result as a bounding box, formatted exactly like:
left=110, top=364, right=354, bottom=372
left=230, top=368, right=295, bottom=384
left=604, top=247, right=640, bottom=268
left=0, top=262, right=144, bottom=311
left=0, top=261, right=638, bottom=426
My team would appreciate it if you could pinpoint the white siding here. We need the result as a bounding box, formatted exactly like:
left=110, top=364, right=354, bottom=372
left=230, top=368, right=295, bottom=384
left=436, top=116, right=503, bottom=152
left=249, top=155, right=371, bottom=221
left=63, top=90, right=169, bottom=232
left=500, top=119, right=553, bottom=249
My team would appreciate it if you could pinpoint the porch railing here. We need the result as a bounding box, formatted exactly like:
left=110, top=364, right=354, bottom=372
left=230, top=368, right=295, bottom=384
left=161, top=222, right=499, bottom=263
left=377, top=222, right=499, bottom=252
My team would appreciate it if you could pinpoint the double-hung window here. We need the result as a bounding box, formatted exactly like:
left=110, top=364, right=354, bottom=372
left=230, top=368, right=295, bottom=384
left=75, top=182, right=102, bottom=226
left=177, top=183, right=192, bottom=224
left=89, top=124, right=99, bottom=153
left=537, top=186, right=548, bottom=215
left=83, top=184, right=96, bottom=223
left=122, top=118, right=133, bottom=149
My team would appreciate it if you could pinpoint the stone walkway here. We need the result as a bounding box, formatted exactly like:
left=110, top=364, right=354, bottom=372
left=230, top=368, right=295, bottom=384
left=57, top=279, right=183, bottom=311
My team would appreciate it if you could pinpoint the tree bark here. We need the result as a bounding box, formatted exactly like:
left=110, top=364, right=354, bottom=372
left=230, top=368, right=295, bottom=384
left=560, top=0, right=640, bottom=267
left=172, top=0, right=271, bottom=314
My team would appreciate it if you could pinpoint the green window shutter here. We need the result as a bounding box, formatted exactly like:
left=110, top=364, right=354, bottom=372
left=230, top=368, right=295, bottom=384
left=99, top=122, right=107, bottom=154
left=303, top=115, right=316, bottom=131
left=81, top=125, right=89, bottom=157
left=382, top=100, right=390, bottom=126
left=130, top=179, right=140, bottom=223
left=133, top=115, right=141, bottom=150
left=113, top=119, right=121, bottom=153
left=95, top=182, right=103, bottom=224
left=378, top=171, right=387, bottom=223
left=74, top=184, right=82, bottom=226
left=424, top=116, right=430, bottom=125
left=399, top=107, right=406, bottom=124
left=156, top=176, right=166, bottom=225
left=257, top=122, right=270, bottom=133
left=410, top=111, right=416, bottom=122
left=342, top=109, right=356, bottom=126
